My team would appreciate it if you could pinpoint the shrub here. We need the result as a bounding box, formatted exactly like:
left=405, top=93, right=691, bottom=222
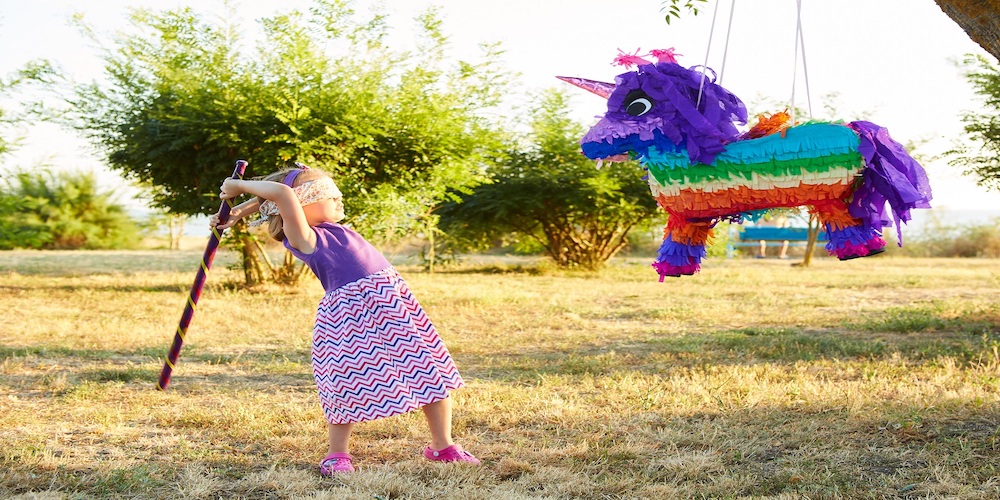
left=894, top=216, right=1000, bottom=258
left=0, top=169, right=141, bottom=250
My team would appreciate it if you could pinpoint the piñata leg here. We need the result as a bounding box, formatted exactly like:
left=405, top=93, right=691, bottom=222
left=813, top=201, right=886, bottom=260
left=652, top=217, right=712, bottom=281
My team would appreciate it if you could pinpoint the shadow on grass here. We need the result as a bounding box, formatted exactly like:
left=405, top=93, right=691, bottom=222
left=81, top=366, right=161, bottom=384
left=0, top=345, right=310, bottom=365
left=0, top=250, right=241, bottom=276
left=0, top=345, right=312, bottom=393
left=1, top=280, right=318, bottom=295
left=853, top=304, right=999, bottom=335
left=459, top=324, right=1000, bottom=381
left=0, top=345, right=149, bottom=361
left=431, top=264, right=553, bottom=276
left=0, top=283, right=191, bottom=293
left=7, top=315, right=998, bottom=388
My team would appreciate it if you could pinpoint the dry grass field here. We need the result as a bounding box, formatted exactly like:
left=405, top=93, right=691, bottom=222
left=1, top=250, right=999, bottom=499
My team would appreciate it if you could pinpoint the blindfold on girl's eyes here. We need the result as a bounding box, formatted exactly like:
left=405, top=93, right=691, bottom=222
left=250, top=177, right=343, bottom=227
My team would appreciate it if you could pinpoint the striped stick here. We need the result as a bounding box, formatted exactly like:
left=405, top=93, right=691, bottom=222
left=157, top=159, right=249, bottom=390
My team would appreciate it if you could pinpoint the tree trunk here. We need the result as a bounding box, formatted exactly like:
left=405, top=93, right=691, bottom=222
left=168, top=215, right=185, bottom=250
left=240, top=231, right=266, bottom=286
left=426, top=216, right=435, bottom=274
left=248, top=233, right=305, bottom=285
left=802, top=212, right=822, bottom=267
left=935, top=0, right=1000, bottom=62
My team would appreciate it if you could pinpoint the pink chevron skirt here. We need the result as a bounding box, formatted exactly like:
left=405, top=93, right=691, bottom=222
left=312, top=267, right=464, bottom=424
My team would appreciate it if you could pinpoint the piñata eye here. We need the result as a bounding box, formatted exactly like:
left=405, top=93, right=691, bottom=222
left=624, top=91, right=653, bottom=116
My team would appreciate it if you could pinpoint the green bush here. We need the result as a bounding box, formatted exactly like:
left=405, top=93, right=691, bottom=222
left=0, top=169, right=141, bottom=250
left=894, top=216, right=1000, bottom=258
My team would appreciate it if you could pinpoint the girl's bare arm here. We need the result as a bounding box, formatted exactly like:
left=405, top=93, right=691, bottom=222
left=218, top=179, right=316, bottom=253
left=210, top=198, right=261, bottom=231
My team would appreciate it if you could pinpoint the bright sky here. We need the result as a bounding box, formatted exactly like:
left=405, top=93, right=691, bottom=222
left=2, top=0, right=999, bottom=217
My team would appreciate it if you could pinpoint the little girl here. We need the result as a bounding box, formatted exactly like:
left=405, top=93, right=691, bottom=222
left=210, top=164, right=479, bottom=475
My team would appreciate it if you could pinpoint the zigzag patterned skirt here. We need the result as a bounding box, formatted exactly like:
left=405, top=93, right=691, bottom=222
left=312, top=267, right=464, bottom=424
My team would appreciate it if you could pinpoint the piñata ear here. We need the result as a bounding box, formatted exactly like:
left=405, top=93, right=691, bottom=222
left=556, top=76, right=616, bottom=99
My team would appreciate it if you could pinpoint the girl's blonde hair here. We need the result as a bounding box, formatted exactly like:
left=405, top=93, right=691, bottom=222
left=255, top=167, right=334, bottom=241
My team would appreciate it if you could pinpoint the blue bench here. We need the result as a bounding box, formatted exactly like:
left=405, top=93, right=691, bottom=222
left=726, top=226, right=827, bottom=258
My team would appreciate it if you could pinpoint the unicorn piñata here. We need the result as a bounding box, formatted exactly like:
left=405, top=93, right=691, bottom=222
left=559, top=49, right=932, bottom=281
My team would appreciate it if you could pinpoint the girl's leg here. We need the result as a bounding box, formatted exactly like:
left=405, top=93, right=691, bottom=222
left=421, top=397, right=454, bottom=451
left=327, top=422, right=354, bottom=454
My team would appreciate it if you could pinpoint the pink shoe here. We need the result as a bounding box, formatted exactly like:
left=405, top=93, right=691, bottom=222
left=423, top=444, right=481, bottom=465
left=319, top=452, right=354, bottom=475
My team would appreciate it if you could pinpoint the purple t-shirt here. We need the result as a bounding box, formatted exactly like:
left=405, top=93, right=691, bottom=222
left=283, top=223, right=391, bottom=292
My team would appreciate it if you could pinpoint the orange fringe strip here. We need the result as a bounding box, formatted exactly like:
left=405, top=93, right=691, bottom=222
left=665, top=218, right=713, bottom=245
left=742, top=110, right=792, bottom=140
left=657, top=182, right=854, bottom=218
left=811, top=200, right=861, bottom=230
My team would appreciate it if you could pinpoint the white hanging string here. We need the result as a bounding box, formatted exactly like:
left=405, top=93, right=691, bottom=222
left=698, top=0, right=739, bottom=107
left=797, top=3, right=813, bottom=120
left=789, top=0, right=813, bottom=124
left=696, top=0, right=722, bottom=108
left=718, top=0, right=737, bottom=85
